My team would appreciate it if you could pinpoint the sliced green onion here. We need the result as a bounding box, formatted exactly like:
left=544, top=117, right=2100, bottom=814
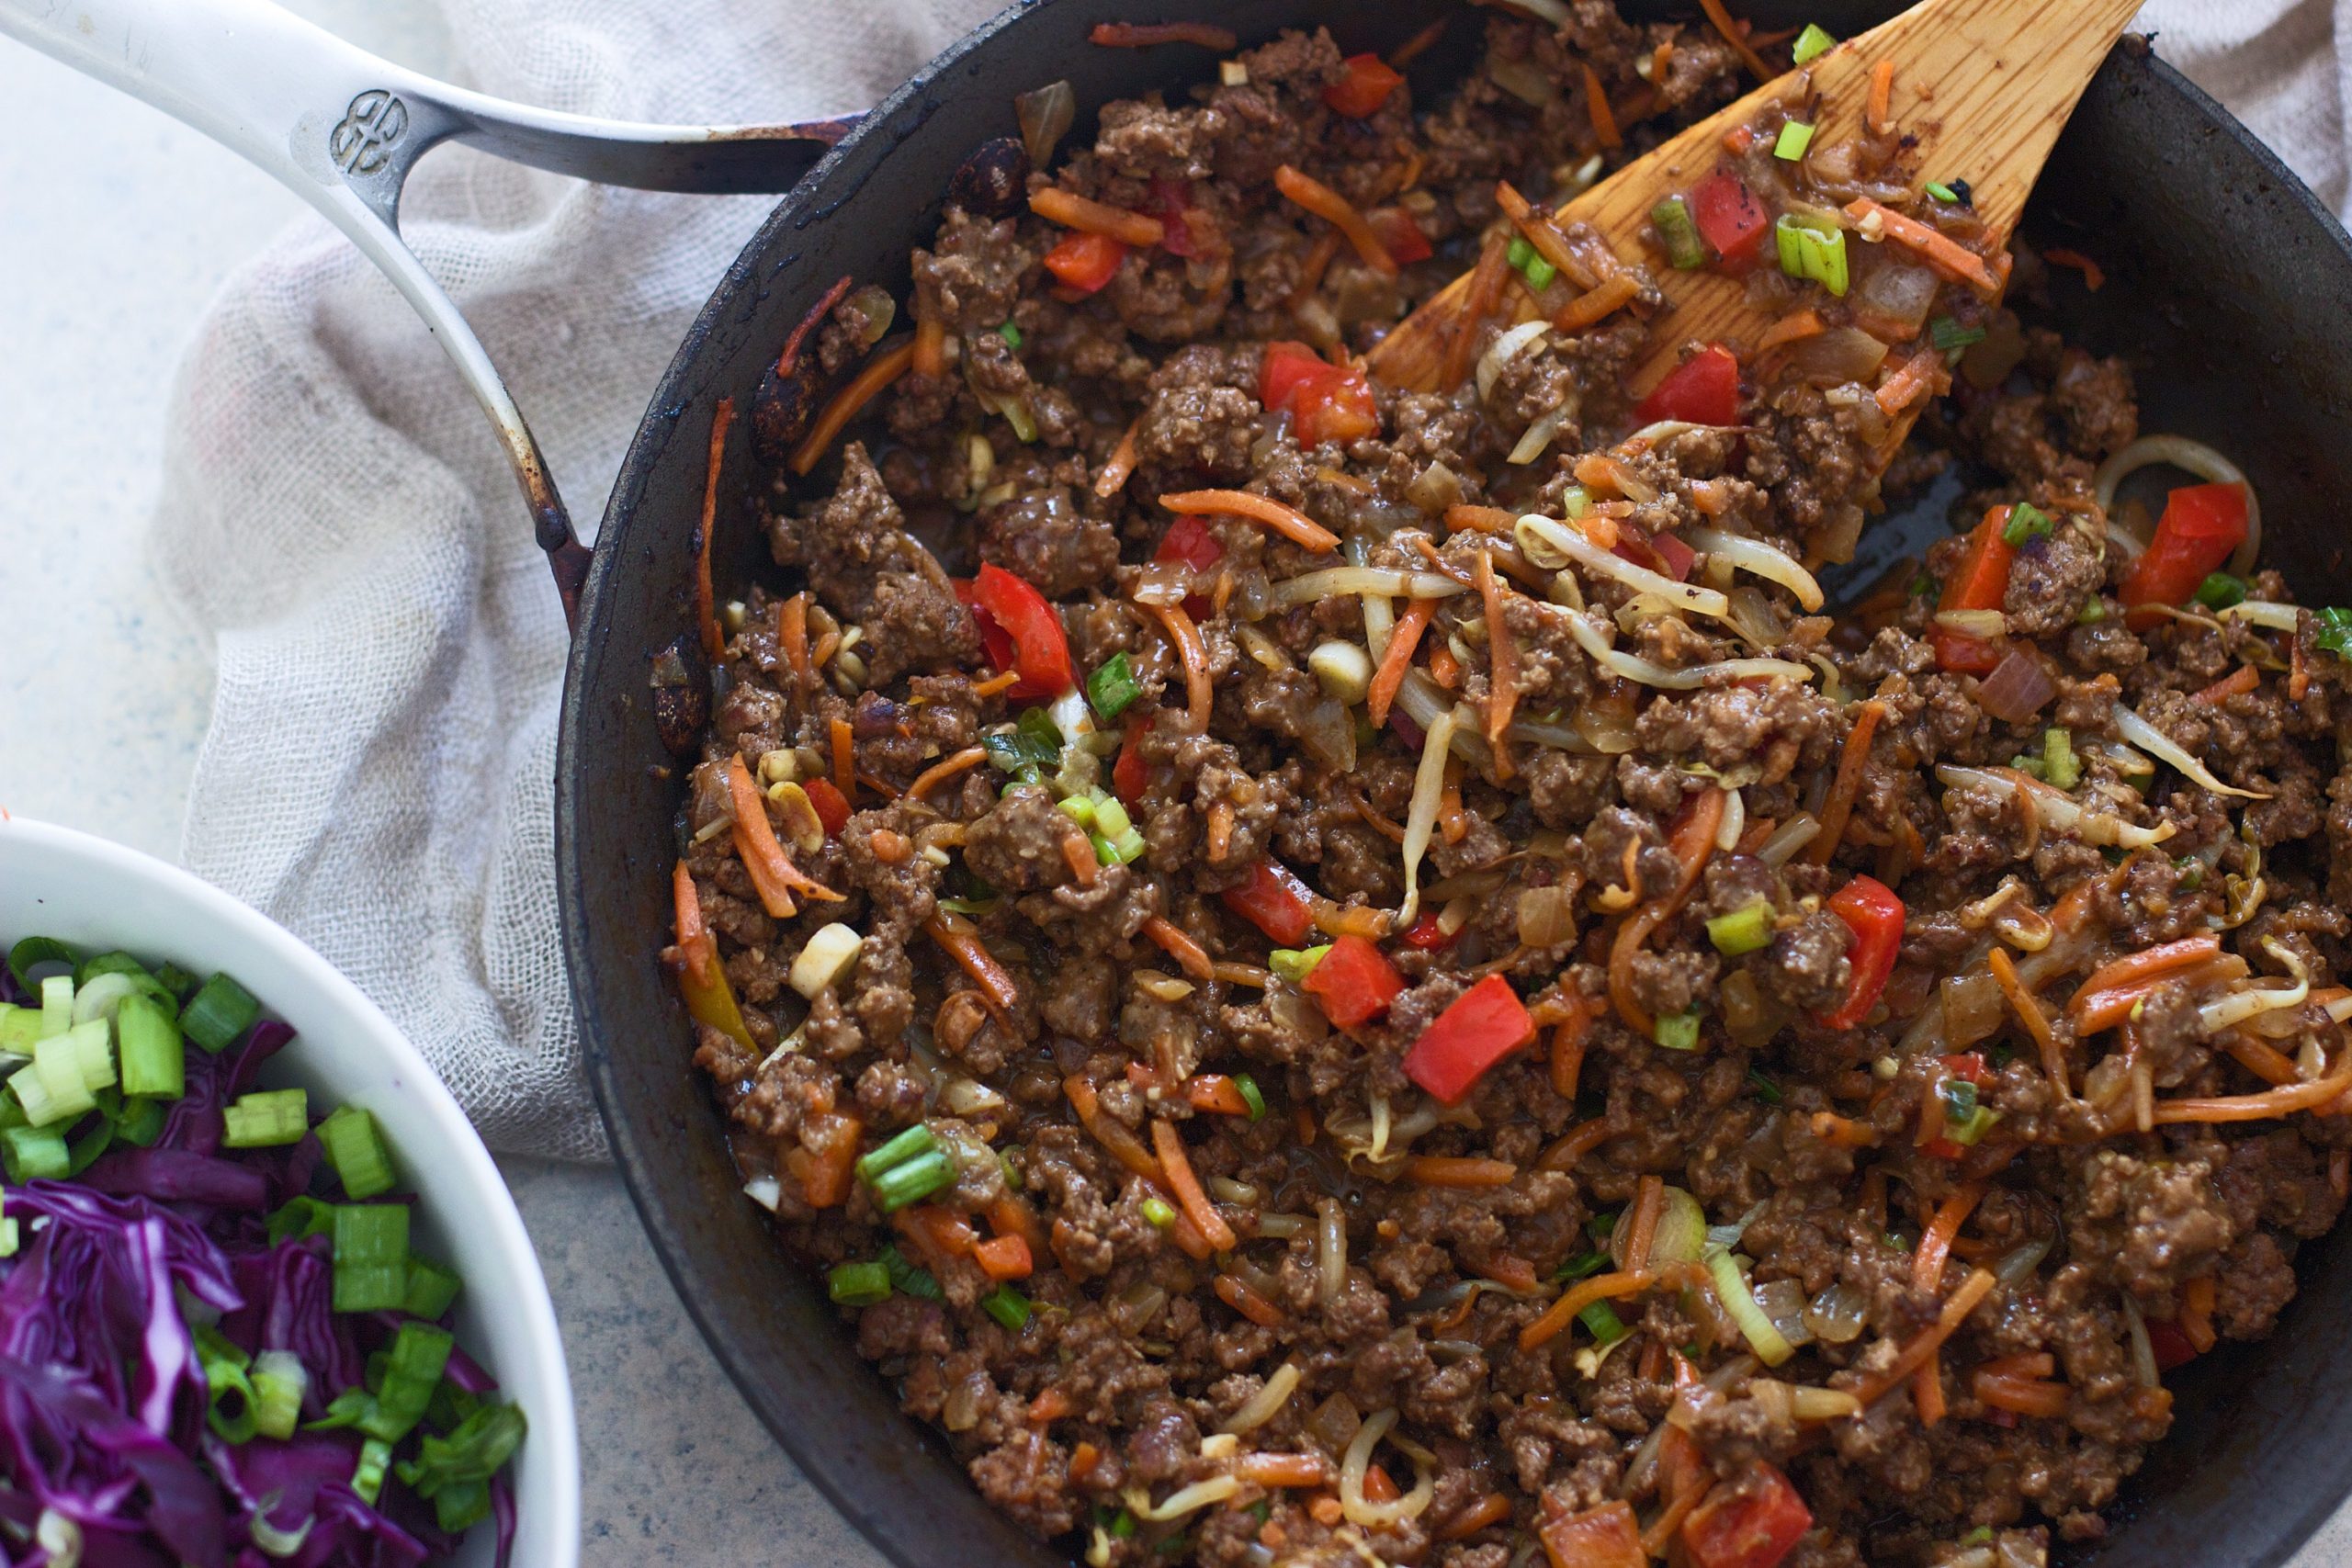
left=829, top=1260, right=892, bottom=1306
left=2001, top=501, right=2052, bottom=547
left=980, top=1285, right=1032, bottom=1330
left=1110, top=1508, right=1138, bottom=1540
left=16, top=1030, right=98, bottom=1127
left=353, top=1438, right=394, bottom=1506
left=66, top=1115, right=115, bottom=1177
left=2, top=1126, right=68, bottom=1183
left=1774, top=214, right=1849, bottom=296
left=362, top=1322, right=454, bottom=1442
left=395, top=1403, right=526, bottom=1528
left=1705, top=901, right=1773, bottom=957
left=1792, top=22, right=1837, bottom=63
left=1925, top=180, right=1959, bottom=202
left=1107, top=827, right=1148, bottom=864
left=181, top=973, right=260, bottom=1054
left=1654, top=1010, right=1702, bottom=1051
left=1140, top=1197, right=1176, bottom=1229
left=332, top=1204, right=410, bottom=1313
left=872, top=1149, right=956, bottom=1213
left=1941, top=1078, right=1980, bottom=1122
left=1233, top=1073, right=1266, bottom=1122
left=1945, top=1103, right=2000, bottom=1146
left=268, top=1195, right=337, bottom=1246
left=1560, top=486, right=1592, bottom=520
left=1506, top=237, right=1534, bottom=272
left=1773, top=121, right=1816, bottom=161
left=1522, top=254, right=1558, bottom=292
left=880, top=1245, right=943, bottom=1300
left=999, top=321, right=1023, bottom=349
left=317, top=1105, right=395, bottom=1199
left=221, top=1088, right=308, bottom=1148
left=855, top=1123, right=938, bottom=1184
left=403, top=1257, right=464, bottom=1320
left=1057, top=795, right=1099, bottom=831
left=1650, top=196, right=1704, bottom=270
left=153, top=962, right=200, bottom=1002
left=198, top=1326, right=260, bottom=1444
left=1269, top=945, right=1330, bottom=983
left=1093, top=796, right=1134, bottom=840
left=2196, top=571, right=2247, bottom=610
left=250, top=1351, right=307, bottom=1441
left=1555, top=1250, right=1609, bottom=1282
left=115, top=997, right=184, bottom=1100
left=1930, top=316, right=1985, bottom=352
left=1087, top=652, right=1141, bottom=720
left=1747, top=1066, right=1783, bottom=1104
left=0, top=1005, right=34, bottom=1055
left=1577, top=1301, right=1630, bottom=1346
left=1705, top=1246, right=1796, bottom=1365
left=2042, top=728, right=2080, bottom=792
left=6, top=938, right=78, bottom=998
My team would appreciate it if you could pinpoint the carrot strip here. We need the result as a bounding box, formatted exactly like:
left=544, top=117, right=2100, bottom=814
left=796, top=1114, right=862, bottom=1208
left=1144, top=915, right=1216, bottom=982
left=1844, top=198, right=1998, bottom=292
left=1153, top=1119, right=1240, bottom=1251
left=1808, top=1111, right=1879, bottom=1149
left=1866, top=60, right=1895, bottom=136
left=1186, top=1075, right=1251, bottom=1116
left=2153, top=1066, right=2352, bottom=1124
left=1911, top=1181, right=1984, bottom=1427
left=789, top=337, right=916, bottom=476
left=1874, top=348, right=1943, bottom=416
left=970, top=1232, right=1032, bottom=1281
left=1609, top=787, right=1727, bottom=1034
left=1426, top=637, right=1462, bottom=690
left=1539, top=1120, right=1619, bottom=1170
left=1094, top=417, right=1142, bottom=499
left=1977, top=1352, right=2056, bottom=1380
left=1368, top=600, right=1435, bottom=728
left=1476, top=1255, right=1540, bottom=1294
left=2292, top=625, right=2312, bottom=701
left=2193, top=665, right=2260, bottom=705
left=1551, top=1002, right=1591, bottom=1101
left=2071, top=957, right=2246, bottom=1034
left=1973, top=1372, right=2069, bottom=1418
left=695, top=397, right=736, bottom=664
left=1440, top=1493, right=1513, bottom=1541
left=831, top=716, right=855, bottom=802
left=907, top=745, right=988, bottom=803
left=1851, top=1268, right=1997, bottom=1407
left=989, top=1192, right=1050, bottom=1257
left=1068, top=1441, right=1101, bottom=1480
left=1232, top=1452, right=1331, bottom=1489
left=724, top=756, right=843, bottom=917
left=1698, top=0, right=1771, bottom=78
left=776, top=593, right=813, bottom=690
left=1275, top=164, right=1397, bottom=276
left=972, top=670, right=1021, bottom=699
left=1029, top=186, right=1165, bottom=247
left=1062, top=834, right=1100, bottom=887
left=1064, top=1074, right=1164, bottom=1182
left=1147, top=600, right=1213, bottom=734
left=2069, top=936, right=2222, bottom=1011
left=1473, top=549, right=1521, bottom=752
left=1756, top=308, right=1826, bottom=355
left=1441, top=230, right=1514, bottom=389
left=1494, top=182, right=1600, bottom=292
left=1518, top=1269, right=1656, bottom=1351
left=1989, top=947, right=2066, bottom=1098
left=928, top=911, right=1023, bottom=1021
left=1579, top=62, right=1622, bottom=150
left=1087, top=20, right=1238, bottom=50
left=911, top=316, right=947, bottom=378
left=1807, top=699, right=1885, bottom=865
left=2181, top=1275, right=2218, bottom=1352
left=1554, top=272, right=1641, bottom=333
left=2222, top=1032, right=2299, bottom=1087
left=1621, top=1175, right=1668, bottom=1272
left=1288, top=231, right=1342, bottom=312
left=1403, top=1156, right=1519, bottom=1189
left=672, top=861, right=716, bottom=987
left=1445, top=503, right=1518, bottom=535
left=1158, top=488, right=1340, bottom=552
left=2041, top=247, right=2106, bottom=292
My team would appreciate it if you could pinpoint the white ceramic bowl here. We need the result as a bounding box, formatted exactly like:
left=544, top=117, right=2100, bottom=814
left=0, top=818, right=580, bottom=1567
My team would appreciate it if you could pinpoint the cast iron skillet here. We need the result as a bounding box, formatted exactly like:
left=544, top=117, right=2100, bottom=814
left=557, top=3, right=2352, bottom=1562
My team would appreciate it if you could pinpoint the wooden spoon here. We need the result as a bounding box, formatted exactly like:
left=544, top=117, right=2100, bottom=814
left=1365, top=0, right=2147, bottom=396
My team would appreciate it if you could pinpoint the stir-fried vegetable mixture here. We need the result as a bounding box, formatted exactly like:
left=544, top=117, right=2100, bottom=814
left=0, top=937, right=526, bottom=1566
left=662, top=8, right=2352, bottom=1567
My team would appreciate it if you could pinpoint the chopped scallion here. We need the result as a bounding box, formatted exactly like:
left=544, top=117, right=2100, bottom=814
left=353, top=1438, right=394, bottom=1506
left=1087, top=652, right=1141, bottom=720
left=331, top=1204, right=410, bottom=1313
left=361, top=1322, right=454, bottom=1443
left=268, top=1195, right=337, bottom=1246
left=1773, top=121, right=1816, bottom=161
left=1555, top=1250, right=1609, bottom=1282
left=403, top=1257, right=464, bottom=1320
left=1774, top=214, right=1848, bottom=296
left=855, top=1122, right=938, bottom=1183
left=880, top=1245, right=943, bottom=1300
left=2316, top=607, right=2352, bottom=660
left=250, top=1351, right=307, bottom=1441
left=2077, top=598, right=2109, bottom=626
left=1577, top=1300, right=1630, bottom=1345
left=1705, top=901, right=1774, bottom=957
left=872, top=1149, right=956, bottom=1213
left=2042, top=728, right=2080, bottom=791
left=998, top=321, right=1023, bottom=349
left=829, top=1260, right=893, bottom=1306
left=1925, top=180, right=1958, bottom=203
left=2195, top=571, right=2246, bottom=609
left=1506, top=236, right=1534, bottom=273
left=1930, top=316, right=1986, bottom=352
left=1234, top=1072, right=1266, bottom=1122
left=1140, top=1196, right=1176, bottom=1229
left=1057, top=795, right=1098, bottom=831
left=2001, top=501, right=2052, bottom=547
left=181, top=973, right=261, bottom=1054
left=317, top=1104, right=396, bottom=1199
left=1792, top=22, right=1837, bottom=64
left=221, top=1088, right=308, bottom=1149
left=1747, top=1066, right=1783, bottom=1104
left=1522, top=253, right=1557, bottom=292
left=1092, top=797, right=1134, bottom=840
left=980, top=1285, right=1032, bottom=1330
left=1649, top=195, right=1704, bottom=270
left=1269, top=945, right=1330, bottom=983
left=2, top=1126, right=68, bottom=1183
left=115, top=996, right=184, bottom=1100
left=1654, top=1010, right=1702, bottom=1051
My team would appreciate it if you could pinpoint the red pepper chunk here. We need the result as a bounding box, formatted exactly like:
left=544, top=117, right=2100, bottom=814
left=1634, top=344, right=1741, bottom=427
left=1941, top=1052, right=1993, bottom=1088
left=803, top=776, right=853, bottom=838
left=1302, top=935, right=1405, bottom=1029
left=1399, top=909, right=1453, bottom=950
left=1817, top=875, right=1905, bottom=1031
left=1323, top=52, right=1404, bottom=118
left=1143, top=177, right=1198, bottom=258
left=1367, top=207, right=1433, bottom=265
left=1113, top=715, right=1150, bottom=805
left=1650, top=532, right=1697, bottom=582
left=1221, top=859, right=1316, bottom=946
left=1689, top=172, right=1770, bottom=271
left=1042, top=231, right=1127, bottom=294
left=1537, top=1501, right=1645, bottom=1568
left=1260, top=341, right=1380, bottom=448
left=2146, top=1318, right=2199, bottom=1372
left=1155, top=515, right=1226, bottom=571
left=2120, top=482, right=2248, bottom=629
left=1681, top=1461, right=1813, bottom=1568
left=963, top=563, right=1074, bottom=698
left=1402, top=974, right=1535, bottom=1104
left=1930, top=504, right=2017, bottom=674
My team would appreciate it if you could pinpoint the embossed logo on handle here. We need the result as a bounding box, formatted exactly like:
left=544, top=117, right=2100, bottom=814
left=330, top=89, right=409, bottom=175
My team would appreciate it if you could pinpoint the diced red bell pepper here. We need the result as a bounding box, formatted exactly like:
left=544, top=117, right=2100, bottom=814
left=1931, top=504, right=2017, bottom=674
left=1368, top=207, right=1433, bottom=265
left=1817, top=874, right=1905, bottom=1031
left=1634, top=344, right=1742, bottom=426
left=1537, top=1501, right=1646, bottom=1568
left=1260, top=340, right=1380, bottom=448
left=963, top=562, right=1074, bottom=699
left=1689, top=172, right=1770, bottom=271
left=1155, top=514, right=1226, bottom=572
left=1043, top=231, right=1127, bottom=294
left=804, top=776, right=853, bottom=838
left=2120, top=482, right=2248, bottom=629
left=1114, top=714, right=1150, bottom=805
left=1402, top=973, right=1536, bottom=1104
left=2147, top=1318, right=2199, bottom=1372
left=1941, top=1052, right=1993, bottom=1088
left=1399, top=909, right=1453, bottom=950
left=1323, top=52, right=1404, bottom=118
left=1302, top=935, right=1406, bottom=1029
left=1651, top=532, right=1697, bottom=581
left=1681, top=1461, right=1814, bottom=1568
left=1221, top=859, right=1317, bottom=946
left=1143, top=177, right=1199, bottom=258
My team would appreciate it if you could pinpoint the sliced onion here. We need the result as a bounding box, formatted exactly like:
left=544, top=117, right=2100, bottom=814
left=2120, top=1294, right=2160, bottom=1390
left=1127, top=1475, right=1242, bottom=1522
left=1406, top=461, right=1464, bottom=515
left=742, top=1175, right=784, bottom=1213
left=1297, top=695, right=1358, bottom=773
left=1803, top=1280, right=1869, bottom=1344
left=1518, top=516, right=1730, bottom=618
left=1935, top=608, right=2008, bottom=639
left=2222, top=600, right=2299, bottom=633
left=1478, top=321, right=1551, bottom=403
left=1132, top=559, right=1195, bottom=605
left=1396, top=706, right=1457, bottom=931
left=1566, top=612, right=1812, bottom=690
left=2094, top=434, right=2263, bottom=577
left=1273, top=568, right=1466, bottom=605
left=1571, top=699, right=1636, bottom=755
left=1640, top=1187, right=1709, bottom=1269
left=1317, top=1198, right=1349, bottom=1307
left=1792, top=1386, right=1862, bottom=1421
left=1707, top=1247, right=1796, bottom=1366
left=1976, top=649, right=2057, bottom=724
left=1015, top=81, right=1076, bottom=169
left=1350, top=535, right=1396, bottom=660
left=1487, top=53, right=1559, bottom=107
left=1785, top=326, right=1890, bottom=386
left=1852, top=262, right=1939, bottom=340
left=1340, top=1409, right=1435, bottom=1527
left=1220, top=1363, right=1303, bottom=1435
left=1939, top=970, right=2007, bottom=1047
left=1509, top=404, right=1577, bottom=466
left=1751, top=1278, right=1816, bottom=1351
left=1755, top=813, right=1820, bottom=866
left=1994, top=1235, right=2052, bottom=1286
left=1935, top=764, right=2177, bottom=849
left=1620, top=419, right=1739, bottom=450
left=1716, top=786, right=1747, bottom=852
left=1517, top=885, right=1578, bottom=947
left=1684, top=528, right=1826, bottom=613
left=1256, top=1213, right=1310, bottom=1238
left=2113, top=705, right=2272, bottom=801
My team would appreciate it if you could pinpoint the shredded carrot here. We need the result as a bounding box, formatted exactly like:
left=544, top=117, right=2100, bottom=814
left=829, top=716, right=855, bottom=802
left=1910, top=1182, right=1984, bottom=1426
left=776, top=593, right=812, bottom=690
left=1288, top=231, right=1342, bottom=313
left=1640, top=1479, right=1715, bottom=1556
left=795, top=1114, right=862, bottom=1207
left=1518, top=1269, right=1656, bottom=1351
left=1866, top=60, right=1895, bottom=136
left=1087, top=19, right=1238, bottom=50
left=724, top=756, right=842, bottom=918
left=1808, top=699, right=1885, bottom=864
left=989, top=1192, right=1049, bottom=1257
left=1464, top=554, right=1519, bottom=759
left=1094, top=417, right=1141, bottom=499
left=2042, top=247, right=2106, bottom=292
left=1445, top=503, right=1518, bottom=534
left=1029, top=186, right=1165, bottom=247
left=1852, top=1268, right=1997, bottom=1407
left=809, top=627, right=842, bottom=672
left=1697, top=0, right=1771, bottom=79
left=973, top=1233, right=1034, bottom=1281
left=1158, top=488, right=1339, bottom=552
left=1234, top=1452, right=1331, bottom=1489
left=1153, top=1118, right=1240, bottom=1251
left=1144, top=915, right=1216, bottom=982
left=1404, top=1156, right=1519, bottom=1189
left=1147, top=600, right=1213, bottom=733
left=2152, top=1066, right=2352, bottom=1124
left=1844, top=198, right=1998, bottom=292
left=1213, top=962, right=1272, bottom=989
left=1539, top=1119, right=1619, bottom=1170
left=1437, top=779, right=1470, bottom=844
left=1214, top=1273, right=1283, bottom=1326
left=1988, top=947, right=2066, bottom=1097
left=1428, top=639, right=1461, bottom=689
left=1756, top=309, right=1826, bottom=355
left=2222, top=1032, right=2300, bottom=1087
left=1442, top=230, right=1514, bottom=389
left=1973, top=1371, right=2069, bottom=1418
left=1068, top=1440, right=1100, bottom=1479
left=1551, top=1001, right=1590, bottom=1101
left=672, top=861, right=715, bottom=987
left=2292, top=623, right=2312, bottom=701
left=928, top=911, right=1023, bottom=1022
left=773, top=275, right=853, bottom=382
left=1554, top=272, right=1641, bottom=333
left=1186, top=1075, right=1250, bottom=1116
left=789, top=338, right=916, bottom=476
left=1579, top=62, right=1622, bottom=150
left=1609, top=787, right=1726, bottom=1034
left=1062, top=834, right=1100, bottom=887
left=1474, top=1253, right=1539, bottom=1293
left=1206, top=800, right=1236, bottom=863
left=695, top=397, right=735, bottom=664
left=1440, top=1493, right=1512, bottom=1540
left=2193, top=664, right=2260, bottom=705
left=1274, top=164, right=1397, bottom=276
left=2181, top=1274, right=2218, bottom=1352
left=910, top=316, right=947, bottom=378
left=1064, top=1075, right=1164, bottom=1183
left=2072, top=956, right=2245, bottom=1034
left=906, top=745, right=988, bottom=804
left=1874, top=348, right=1944, bottom=416
left=1368, top=600, right=1435, bottom=728
left=1809, top=1111, right=1879, bottom=1149
left=1622, top=1175, right=1667, bottom=1272
left=1494, top=182, right=1600, bottom=292
left=2069, top=936, right=2222, bottom=1010
left=972, top=669, right=1021, bottom=698
left=1650, top=40, right=1675, bottom=84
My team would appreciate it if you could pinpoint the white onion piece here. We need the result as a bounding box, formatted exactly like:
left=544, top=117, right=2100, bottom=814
left=2112, top=705, right=2272, bottom=801
left=2093, top=434, right=2263, bottom=577
left=1756, top=813, right=1821, bottom=867
left=1219, top=1363, right=1303, bottom=1435
left=1934, top=609, right=2007, bottom=637
left=1518, top=515, right=1730, bottom=618
left=1717, top=786, right=1747, bottom=852
left=2221, top=600, right=2300, bottom=633
left=2104, top=521, right=2145, bottom=562
left=1803, top=1280, right=1869, bottom=1344
left=1478, top=321, right=1551, bottom=403
left=1681, top=527, right=1826, bottom=612
left=2120, top=1294, right=2160, bottom=1390
left=1994, top=1235, right=2053, bottom=1285
left=1340, top=1409, right=1435, bottom=1528
left=1935, top=764, right=2178, bottom=849
left=1125, top=1475, right=1242, bottom=1522
left=1396, top=706, right=1457, bottom=931
left=1566, top=612, right=1812, bottom=690
left=1509, top=403, right=1576, bottom=465
left=1273, top=568, right=1466, bottom=605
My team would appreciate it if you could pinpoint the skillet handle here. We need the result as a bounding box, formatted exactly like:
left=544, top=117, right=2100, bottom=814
left=0, top=0, right=852, bottom=627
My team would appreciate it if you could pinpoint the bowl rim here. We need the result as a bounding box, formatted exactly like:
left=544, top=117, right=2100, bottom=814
left=0, top=815, right=582, bottom=1568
